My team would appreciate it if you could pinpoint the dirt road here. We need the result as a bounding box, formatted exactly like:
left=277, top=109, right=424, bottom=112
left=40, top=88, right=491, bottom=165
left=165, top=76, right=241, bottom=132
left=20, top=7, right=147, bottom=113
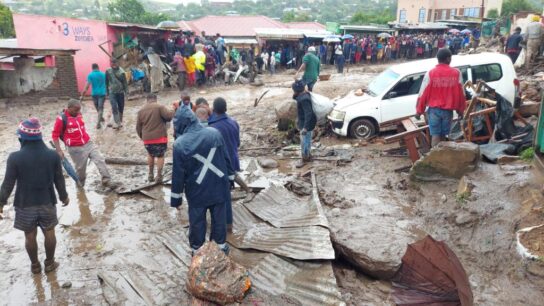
left=0, top=65, right=543, bottom=305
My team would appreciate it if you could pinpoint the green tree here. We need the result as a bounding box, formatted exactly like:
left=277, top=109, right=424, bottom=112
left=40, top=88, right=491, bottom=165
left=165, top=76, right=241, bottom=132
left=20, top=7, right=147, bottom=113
left=350, top=10, right=395, bottom=25
left=501, top=0, right=535, bottom=16
left=486, top=8, right=499, bottom=19
left=107, top=0, right=168, bottom=25
left=0, top=3, right=15, bottom=38
left=282, top=11, right=311, bottom=22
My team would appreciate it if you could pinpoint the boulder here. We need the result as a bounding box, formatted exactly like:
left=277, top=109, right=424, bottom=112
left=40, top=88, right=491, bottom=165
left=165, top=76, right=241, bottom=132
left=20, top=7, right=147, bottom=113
left=330, top=213, right=418, bottom=280
left=410, top=142, right=480, bottom=180
left=257, top=158, right=278, bottom=169
left=275, top=100, right=297, bottom=131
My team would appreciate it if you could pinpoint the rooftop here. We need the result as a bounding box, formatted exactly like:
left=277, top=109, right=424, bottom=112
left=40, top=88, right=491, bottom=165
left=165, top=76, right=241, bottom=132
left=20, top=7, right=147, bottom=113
left=185, top=15, right=288, bottom=37
left=0, top=47, right=78, bottom=56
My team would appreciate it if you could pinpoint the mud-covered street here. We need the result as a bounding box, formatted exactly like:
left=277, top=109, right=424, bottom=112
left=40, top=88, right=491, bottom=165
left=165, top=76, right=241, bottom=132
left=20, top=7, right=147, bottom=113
left=1, top=66, right=544, bottom=305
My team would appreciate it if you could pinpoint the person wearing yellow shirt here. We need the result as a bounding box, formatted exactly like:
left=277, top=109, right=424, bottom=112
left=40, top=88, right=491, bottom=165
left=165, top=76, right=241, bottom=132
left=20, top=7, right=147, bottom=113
left=192, top=50, right=206, bottom=86
left=184, top=55, right=196, bottom=87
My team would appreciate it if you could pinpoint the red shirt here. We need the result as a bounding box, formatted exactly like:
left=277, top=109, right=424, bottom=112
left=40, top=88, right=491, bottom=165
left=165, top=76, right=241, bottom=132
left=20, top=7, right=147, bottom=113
left=51, top=110, right=91, bottom=147
left=416, top=64, right=466, bottom=115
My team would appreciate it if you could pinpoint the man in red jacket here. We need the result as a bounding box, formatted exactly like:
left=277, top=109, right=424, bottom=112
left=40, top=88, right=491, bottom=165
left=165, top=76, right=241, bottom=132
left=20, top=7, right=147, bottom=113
left=52, top=99, right=113, bottom=187
left=416, top=48, right=466, bottom=147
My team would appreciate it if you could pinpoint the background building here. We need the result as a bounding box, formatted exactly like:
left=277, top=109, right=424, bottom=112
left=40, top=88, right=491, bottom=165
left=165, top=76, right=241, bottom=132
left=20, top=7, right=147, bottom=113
left=396, top=0, right=503, bottom=24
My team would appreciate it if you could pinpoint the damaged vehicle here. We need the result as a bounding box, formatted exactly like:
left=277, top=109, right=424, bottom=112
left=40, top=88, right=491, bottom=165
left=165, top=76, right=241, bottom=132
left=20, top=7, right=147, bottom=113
left=328, top=53, right=520, bottom=139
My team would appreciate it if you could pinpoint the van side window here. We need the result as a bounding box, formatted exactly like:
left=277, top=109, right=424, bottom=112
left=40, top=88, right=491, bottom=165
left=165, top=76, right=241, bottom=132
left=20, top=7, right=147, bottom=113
left=471, top=64, right=502, bottom=83
left=386, top=74, right=425, bottom=99
left=457, top=66, right=469, bottom=83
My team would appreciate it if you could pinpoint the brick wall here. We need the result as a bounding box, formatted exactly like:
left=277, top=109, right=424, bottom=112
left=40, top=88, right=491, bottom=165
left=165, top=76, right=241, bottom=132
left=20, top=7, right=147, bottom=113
left=0, top=54, right=79, bottom=107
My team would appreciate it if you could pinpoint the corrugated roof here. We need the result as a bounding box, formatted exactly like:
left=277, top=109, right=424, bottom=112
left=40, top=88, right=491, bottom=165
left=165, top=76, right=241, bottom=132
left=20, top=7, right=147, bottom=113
left=255, top=28, right=305, bottom=39
left=285, top=22, right=326, bottom=31
left=187, top=15, right=287, bottom=37
left=244, top=184, right=329, bottom=228
left=251, top=254, right=345, bottom=306
left=223, top=38, right=259, bottom=45
left=0, top=47, right=78, bottom=56
left=229, top=202, right=335, bottom=260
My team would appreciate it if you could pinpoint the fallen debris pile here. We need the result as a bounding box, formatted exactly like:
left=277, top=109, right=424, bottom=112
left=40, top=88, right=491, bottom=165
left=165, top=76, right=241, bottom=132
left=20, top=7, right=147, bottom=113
left=187, top=242, right=251, bottom=305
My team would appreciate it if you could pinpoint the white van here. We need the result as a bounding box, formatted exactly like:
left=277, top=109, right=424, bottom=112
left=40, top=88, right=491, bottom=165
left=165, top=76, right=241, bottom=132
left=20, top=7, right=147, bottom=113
left=328, top=53, right=520, bottom=139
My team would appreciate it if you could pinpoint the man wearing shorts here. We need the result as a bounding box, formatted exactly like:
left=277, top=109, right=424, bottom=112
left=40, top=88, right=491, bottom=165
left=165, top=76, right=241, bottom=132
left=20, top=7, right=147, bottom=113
left=0, top=118, right=69, bottom=274
left=137, top=93, right=176, bottom=182
left=416, top=48, right=466, bottom=147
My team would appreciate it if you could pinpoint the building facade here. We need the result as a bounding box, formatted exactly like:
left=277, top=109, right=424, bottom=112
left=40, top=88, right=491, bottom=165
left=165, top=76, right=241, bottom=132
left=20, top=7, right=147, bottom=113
left=396, top=0, right=503, bottom=24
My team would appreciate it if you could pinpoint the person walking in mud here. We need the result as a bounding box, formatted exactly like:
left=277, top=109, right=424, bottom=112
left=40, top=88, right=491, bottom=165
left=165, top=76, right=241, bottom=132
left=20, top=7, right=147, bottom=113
left=105, top=59, right=128, bottom=129
left=136, top=93, right=175, bottom=182
left=209, top=98, right=240, bottom=230
left=416, top=48, right=466, bottom=147
left=294, top=46, right=320, bottom=92
left=52, top=99, right=116, bottom=188
left=292, top=80, right=316, bottom=168
left=170, top=106, right=234, bottom=255
left=80, top=63, right=106, bottom=129
left=0, top=118, right=69, bottom=274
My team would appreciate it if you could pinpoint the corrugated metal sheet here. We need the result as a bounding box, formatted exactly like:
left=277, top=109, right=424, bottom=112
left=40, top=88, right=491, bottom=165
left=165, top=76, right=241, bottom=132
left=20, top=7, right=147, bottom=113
left=251, top=254, right=345, bottom=306
left=224, top=38, right=259, bottom=45
left=158, top=231, right=192, bottom=271
left=228, top=222, right=335, bottom=260
left=244, top=184, right=329, bottom=228
left=255, top=28, right=305, bottom=39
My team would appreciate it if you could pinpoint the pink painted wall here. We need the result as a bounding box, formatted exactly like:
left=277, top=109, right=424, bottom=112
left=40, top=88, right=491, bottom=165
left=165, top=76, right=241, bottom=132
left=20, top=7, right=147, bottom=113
left=13, top=14, right=115, bottom=94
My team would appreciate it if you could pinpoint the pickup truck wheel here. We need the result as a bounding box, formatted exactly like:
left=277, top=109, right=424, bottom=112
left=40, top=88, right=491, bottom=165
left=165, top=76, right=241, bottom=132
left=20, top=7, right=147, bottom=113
left=350, top=118, right=376, bottom=139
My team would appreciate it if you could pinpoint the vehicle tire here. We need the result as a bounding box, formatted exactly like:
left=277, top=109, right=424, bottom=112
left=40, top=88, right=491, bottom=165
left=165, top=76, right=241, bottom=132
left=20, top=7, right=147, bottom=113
left=349, top=118, right=376, bottom=139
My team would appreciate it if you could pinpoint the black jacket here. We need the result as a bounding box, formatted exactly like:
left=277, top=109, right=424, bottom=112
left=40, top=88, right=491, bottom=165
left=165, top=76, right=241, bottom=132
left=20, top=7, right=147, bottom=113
left=295, top=92, right=317, bottom=131
left=0, top=141, right=67, bottom=208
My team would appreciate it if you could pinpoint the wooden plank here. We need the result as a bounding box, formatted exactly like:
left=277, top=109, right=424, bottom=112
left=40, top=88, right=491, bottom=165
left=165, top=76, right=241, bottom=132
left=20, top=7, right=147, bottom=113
left=401, top=118, right=418, bottom=131
left=384, top=125, right=429, bottom=143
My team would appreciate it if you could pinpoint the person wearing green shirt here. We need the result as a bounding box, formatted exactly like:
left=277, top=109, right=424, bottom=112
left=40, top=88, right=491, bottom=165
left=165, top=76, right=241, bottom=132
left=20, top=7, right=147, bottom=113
left=294, top=46, right=320, bottom=92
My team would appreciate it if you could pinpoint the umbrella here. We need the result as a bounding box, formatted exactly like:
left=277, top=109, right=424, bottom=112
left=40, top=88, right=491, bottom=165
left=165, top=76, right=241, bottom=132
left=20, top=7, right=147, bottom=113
left=49, top=141, right=81, bottom=186
left=157, top=20, right=180, bottom=29
left=392, top=235, right=474, bottom=306
left=341, top=34, right=354, bottom=40
left=460, top=29, right=472, bottom=34
left=377, top=33, right=392, bottom=39
left=323, top=35, right=341, bottom=43
left=448, top=28, right=461, bottom=34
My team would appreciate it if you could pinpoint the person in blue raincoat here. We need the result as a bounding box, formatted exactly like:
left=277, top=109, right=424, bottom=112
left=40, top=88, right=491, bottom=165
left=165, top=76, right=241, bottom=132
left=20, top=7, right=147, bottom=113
left=170, top=106, right=234, bottom=254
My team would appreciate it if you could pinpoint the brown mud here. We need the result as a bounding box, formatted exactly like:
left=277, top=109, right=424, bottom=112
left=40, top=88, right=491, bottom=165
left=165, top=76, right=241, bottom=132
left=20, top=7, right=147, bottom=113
left=0, top=64, right=543, bottom=305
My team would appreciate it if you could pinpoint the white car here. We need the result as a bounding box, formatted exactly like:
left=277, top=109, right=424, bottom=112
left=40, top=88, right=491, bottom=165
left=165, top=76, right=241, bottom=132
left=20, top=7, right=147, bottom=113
left=328, top=53, right=521, bottom=139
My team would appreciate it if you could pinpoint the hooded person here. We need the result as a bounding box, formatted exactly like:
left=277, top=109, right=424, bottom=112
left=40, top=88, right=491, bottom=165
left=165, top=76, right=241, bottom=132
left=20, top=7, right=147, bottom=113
left=0, top=118, right=69, bottom=274
left=292, top=80, right=316, bottom=168
left=170, top=106, right=234, bottom=254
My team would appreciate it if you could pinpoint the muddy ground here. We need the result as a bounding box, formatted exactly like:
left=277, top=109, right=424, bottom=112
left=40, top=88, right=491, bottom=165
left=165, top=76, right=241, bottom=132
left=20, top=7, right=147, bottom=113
left=0, top=64, right=543, bottom=305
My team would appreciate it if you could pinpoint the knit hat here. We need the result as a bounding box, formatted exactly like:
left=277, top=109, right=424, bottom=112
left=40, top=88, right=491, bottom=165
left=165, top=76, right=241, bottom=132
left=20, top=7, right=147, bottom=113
left=17, top=117, right=42, bottom=141
left=292, top=79, right=306, bottom=93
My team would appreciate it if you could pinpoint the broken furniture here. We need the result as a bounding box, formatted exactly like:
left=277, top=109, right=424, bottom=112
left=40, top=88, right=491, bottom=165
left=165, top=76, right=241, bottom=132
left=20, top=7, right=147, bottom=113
left=384, top=115, right=431, bottom=162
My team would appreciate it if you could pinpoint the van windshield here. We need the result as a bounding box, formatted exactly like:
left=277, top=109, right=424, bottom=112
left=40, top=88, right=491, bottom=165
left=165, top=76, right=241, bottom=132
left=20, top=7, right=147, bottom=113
left=367, top=69, right=399, bottom=97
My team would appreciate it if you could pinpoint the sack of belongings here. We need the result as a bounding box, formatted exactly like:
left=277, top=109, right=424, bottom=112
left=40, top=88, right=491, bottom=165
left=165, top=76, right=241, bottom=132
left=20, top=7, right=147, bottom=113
left=310, top=93, right=334, bottom=122
left=186, top=242, right=251, bottom=305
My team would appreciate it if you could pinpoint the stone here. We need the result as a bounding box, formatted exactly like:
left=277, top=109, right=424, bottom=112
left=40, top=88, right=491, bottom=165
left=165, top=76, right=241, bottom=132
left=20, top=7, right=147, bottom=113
left=518, top=101, right=541, bottom=117
left=62, top=281, right=72, bottom=289
left=257, top=158, right=278, bottom=169
left=457, top=176, right=475, bottom=198
left=440, top=194, right=447, bottom=203
left=410, top=142, right=480, bottom=180
left=275, top=100, right=297, bottom=131
left=455, top=212, right=475, bottom=226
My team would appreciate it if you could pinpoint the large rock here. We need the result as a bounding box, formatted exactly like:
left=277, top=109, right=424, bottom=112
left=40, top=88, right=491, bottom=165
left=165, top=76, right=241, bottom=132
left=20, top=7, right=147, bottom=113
left=518, top=101, right=541, bottom=117
left=330, top=212, right=418, bottom=280
left=410, top=142, right=480, bottom=180
left=275, top=100, right=297, bottom=131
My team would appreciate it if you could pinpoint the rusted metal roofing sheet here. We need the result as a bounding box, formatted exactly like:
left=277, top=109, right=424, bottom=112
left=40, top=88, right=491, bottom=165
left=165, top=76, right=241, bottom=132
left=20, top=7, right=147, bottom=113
left=243, top=183, right=329, bottom=229
left=251, top=254, right=346, bottom=306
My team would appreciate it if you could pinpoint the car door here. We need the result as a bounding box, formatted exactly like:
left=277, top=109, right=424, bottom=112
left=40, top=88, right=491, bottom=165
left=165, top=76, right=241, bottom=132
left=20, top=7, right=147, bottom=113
left=380, top=73, right=425, bottom=123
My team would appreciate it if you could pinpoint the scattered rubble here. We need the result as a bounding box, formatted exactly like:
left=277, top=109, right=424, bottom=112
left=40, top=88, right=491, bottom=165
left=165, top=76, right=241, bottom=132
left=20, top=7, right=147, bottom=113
left=257, top=158, right=278, bottom=169
left=410, top=142, right=480, bottom=180
left=457, top=176, right=475, bottom=198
